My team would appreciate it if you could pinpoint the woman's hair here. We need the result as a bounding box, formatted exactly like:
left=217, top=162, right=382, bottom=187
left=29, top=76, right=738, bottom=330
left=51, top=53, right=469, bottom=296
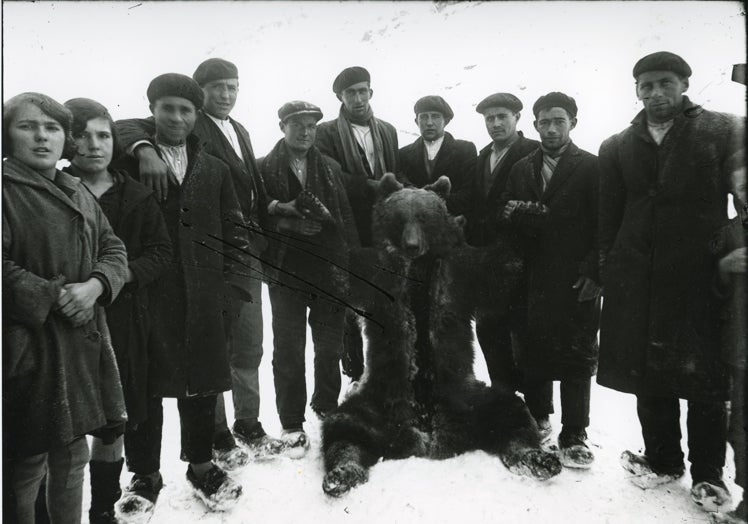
left=3, top=92, right=74, bottom=155
left=63, top=97, right=122, bottom=161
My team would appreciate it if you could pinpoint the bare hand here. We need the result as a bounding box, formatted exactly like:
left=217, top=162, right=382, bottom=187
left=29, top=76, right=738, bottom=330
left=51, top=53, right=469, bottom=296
left=502, top=200, right=520, bottom=220
left=277, top=199, right=304, bottom=218
left=572, top=276, right=601, bottom=302
left=719, top=247, right=747, bottom=275
left=136, top=145, right=175, bottom=201
left=68, top=307, right=95, bottom=327
left=56, top=278, right=104, bottom=318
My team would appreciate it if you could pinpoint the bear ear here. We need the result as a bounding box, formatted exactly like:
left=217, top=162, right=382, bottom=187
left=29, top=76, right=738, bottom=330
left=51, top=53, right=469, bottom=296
left=424, top=176, right=451, bottom=200
left=378, top=172, right=403, bottom=198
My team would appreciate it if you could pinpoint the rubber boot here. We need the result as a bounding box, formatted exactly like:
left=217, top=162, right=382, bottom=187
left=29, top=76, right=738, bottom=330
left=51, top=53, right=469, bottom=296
left=89, top=459, right=124, bottom=524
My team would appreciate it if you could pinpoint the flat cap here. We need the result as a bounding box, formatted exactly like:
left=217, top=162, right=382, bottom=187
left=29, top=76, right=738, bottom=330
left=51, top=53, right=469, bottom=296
left=633, top=51, right=692, bottom=79
left=532, top=92, right=577, bottom=118
left=476, top=92, right=523, bottom=114
left=193, top=58, right=239, bottom=86
left=414, top=95, right=454, bottom=121
left=333, top=66, right=370, bottom=95
left=278, top=100, right=323, bottom=123
left=147, top=73, right=204, bottom=110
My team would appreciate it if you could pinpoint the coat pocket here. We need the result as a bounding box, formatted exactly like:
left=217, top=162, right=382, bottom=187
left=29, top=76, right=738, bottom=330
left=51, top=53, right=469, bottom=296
left=2, top=324, right=38, bottom=378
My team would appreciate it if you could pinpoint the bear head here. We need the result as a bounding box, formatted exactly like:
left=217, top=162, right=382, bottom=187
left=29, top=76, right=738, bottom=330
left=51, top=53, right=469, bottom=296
left=371, top=173, right=464, bottom=259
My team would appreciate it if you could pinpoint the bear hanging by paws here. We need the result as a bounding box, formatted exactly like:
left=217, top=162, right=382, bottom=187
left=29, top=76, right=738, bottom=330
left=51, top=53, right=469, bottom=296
left=321, top=174, right=562, bottom=497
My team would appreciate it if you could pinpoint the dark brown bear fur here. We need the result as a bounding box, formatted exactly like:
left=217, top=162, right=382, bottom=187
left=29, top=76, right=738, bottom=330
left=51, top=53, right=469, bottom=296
left=321, top=174, right=562, bottom=497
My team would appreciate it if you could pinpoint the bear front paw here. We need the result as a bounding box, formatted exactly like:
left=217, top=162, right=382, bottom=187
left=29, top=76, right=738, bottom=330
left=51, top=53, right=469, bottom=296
left=322, top=462, right=369, bottom=497
left=509, top=449, right=562, bottom=481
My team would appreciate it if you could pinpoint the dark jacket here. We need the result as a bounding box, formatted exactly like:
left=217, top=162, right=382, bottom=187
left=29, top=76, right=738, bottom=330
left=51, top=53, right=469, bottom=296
left=114, top=135, right=253, bottom=398
left=316, top=116, right=399, bottom=247
left=397, top=132, right=477, bottom=215
left=258, top=141, right=359, bottom=300
left=598, top=97, right=744, bottom=400
left=3, top=158, right=128, bottom=457
left=466, top=133, right=539, bottom=246
left=502, top=143, right=600, bottom=380
left=115, top=111, right=268, bottom=253
left=80, top=169, right=172, bottom=424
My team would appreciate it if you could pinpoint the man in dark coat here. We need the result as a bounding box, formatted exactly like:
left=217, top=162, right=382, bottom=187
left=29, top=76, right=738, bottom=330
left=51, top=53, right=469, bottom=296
left=115, top=58, right=277, bottom=462
left=259, top=101, right=359, bottom=452
left=397, top=95, right=477, bottom=214
left=502, top=92, right=600, bottom=470
left=315, top=66, right=399, bottom=381
left=113, top=74, right=252, bottom=514
left=467, top=93, right=539, bottom=406
left=598, top=52, right=745, bottom=511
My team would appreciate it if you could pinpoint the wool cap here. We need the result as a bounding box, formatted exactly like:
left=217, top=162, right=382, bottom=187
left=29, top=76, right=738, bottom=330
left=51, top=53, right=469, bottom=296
left=193, top=58, right=239, bottom=86
left=414, top=95, right=454, bottom=121
left=278, top=100, right=324, bottom=123
left=532, top=92, right=577, bottom=118
left=147, top=73, right=204, bottom=110
left=633, top=51, right=692, bottom=79
left=333, top=66, right=371, bottom=95
left=475, top=93, right=523, bottom=114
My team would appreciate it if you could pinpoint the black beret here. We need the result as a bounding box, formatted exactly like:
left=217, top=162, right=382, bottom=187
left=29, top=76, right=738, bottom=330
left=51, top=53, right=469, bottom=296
left=532, top=92, right=577, bottom=118
left=192, top=58, right=239, bottom=86
left=633, top=51, right=692, bottom=79
left=475, top=93, right=523, bottom=114
left=278, top=100, right=323, bottom=123
left=333, top=66, right=371, bottom=95
left=414, top=95, right=454, bottom=121
left=147, top=73, right=204, bottom=110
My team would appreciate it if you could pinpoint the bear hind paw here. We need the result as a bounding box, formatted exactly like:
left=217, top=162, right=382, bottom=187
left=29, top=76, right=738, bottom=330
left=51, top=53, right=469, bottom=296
left=322, top=462, right=369, bottom=497
left=508, top=448, right=562, bottom=481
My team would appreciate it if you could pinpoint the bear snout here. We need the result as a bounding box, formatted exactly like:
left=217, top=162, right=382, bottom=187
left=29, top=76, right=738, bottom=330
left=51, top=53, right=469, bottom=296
left=401, top=223, right=427, bottom=258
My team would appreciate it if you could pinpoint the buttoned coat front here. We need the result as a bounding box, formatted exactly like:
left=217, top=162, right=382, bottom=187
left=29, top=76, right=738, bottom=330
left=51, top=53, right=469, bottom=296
left=502, top=143, right=600, bottom=380
left=597, top=98, right=744, bottom=400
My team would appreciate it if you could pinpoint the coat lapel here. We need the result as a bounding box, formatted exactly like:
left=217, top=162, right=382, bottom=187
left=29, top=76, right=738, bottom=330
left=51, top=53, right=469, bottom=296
left=541, top=143, right=582, bottom=203
left=3, top=158, right=85, bottom=216
left=430, top=133, right=454, bottom=182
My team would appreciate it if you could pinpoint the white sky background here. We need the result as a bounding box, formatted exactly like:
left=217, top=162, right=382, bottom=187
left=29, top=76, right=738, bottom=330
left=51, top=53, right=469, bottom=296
left=2, top=1, right=746, bottom=158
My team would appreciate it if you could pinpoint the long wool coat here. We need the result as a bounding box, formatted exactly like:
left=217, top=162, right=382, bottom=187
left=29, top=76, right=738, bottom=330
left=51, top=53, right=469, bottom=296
left=3, top=158, right=128, bottom=457
left=598, top=98, right=744, bottom=400
left=115, top=135, right=253, bottom=398
left=397, top=132, right=477, bottom=216
left=316, top=116, right=399, bottom=247
left=464, top=133, right=539, bottom=247
left=90, top=170, right=172, bottom=424
left=502, top=143, right=600, bottom=380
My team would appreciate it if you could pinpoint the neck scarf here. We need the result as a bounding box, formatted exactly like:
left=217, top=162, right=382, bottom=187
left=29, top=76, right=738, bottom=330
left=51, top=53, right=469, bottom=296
left=337, top=105, right=395, bottom=180
left=540, top=142, right=569, bottom=190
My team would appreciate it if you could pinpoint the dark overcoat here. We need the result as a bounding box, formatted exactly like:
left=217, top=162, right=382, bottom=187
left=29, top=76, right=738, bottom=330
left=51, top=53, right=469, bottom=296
left=397, top=132, right=477, bottom=215
left=3, top=158, right=128, bottom=457
left=464, top=133, right=539, bottom=247
left=502, top=143, right=600, bottom=380
left=316, top=116, right=399, bottom=247
left=598, top=98, right=744, bottom=400
left=115, top=135, right=253, bottom=398
left=91, top=170, right=172, bottom=424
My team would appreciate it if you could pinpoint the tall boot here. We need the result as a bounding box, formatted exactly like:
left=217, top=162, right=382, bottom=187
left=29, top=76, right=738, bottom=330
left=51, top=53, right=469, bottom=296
left=89, top=459, right=123, bottom=524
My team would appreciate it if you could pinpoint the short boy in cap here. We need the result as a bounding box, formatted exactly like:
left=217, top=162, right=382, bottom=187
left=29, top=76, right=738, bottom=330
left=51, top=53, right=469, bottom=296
left=113, top=73, right=251, bottom=515
left=115, top=58, right=278, bottom=464
left=398, top=95, right=477, bottom=212
left=598, top=51, right=744, bottom=511
left=501, top=91, right=601, bottom=470
left=466, top=93, right=539, bottom=409
left=258, top=101, right=359, bottom=452
left=316, top=66, right=399, bottom=382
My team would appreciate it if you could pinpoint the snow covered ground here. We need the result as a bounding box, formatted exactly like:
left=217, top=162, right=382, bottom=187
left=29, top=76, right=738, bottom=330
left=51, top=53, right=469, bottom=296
left=82, top=285, right=740, bottom=524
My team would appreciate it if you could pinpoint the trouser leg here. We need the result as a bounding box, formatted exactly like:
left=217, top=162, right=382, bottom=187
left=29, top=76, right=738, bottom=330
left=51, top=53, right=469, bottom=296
left=560, top=376, right=591, bottom=429
left=475, top=313, right=517, bottom=390
left=44, top=437, right=89, bottom=524
left=636, top=395, right=685, bottom=473
left=8, top=452, right=47, bottom=524
left=124, top=396, right=163, bottom=475
left=341, top=310, right=364, bottom=380
left=522, top=377, right=554, bottom=420
left=728, top=364, right=747, bottom=495
left=269, top=286, right=308, bottom=429
left=309, top=301, right=345, bottom=413
left=178, top=395, right=216, bottom=465
left=686, top=398, right=728, bottom=484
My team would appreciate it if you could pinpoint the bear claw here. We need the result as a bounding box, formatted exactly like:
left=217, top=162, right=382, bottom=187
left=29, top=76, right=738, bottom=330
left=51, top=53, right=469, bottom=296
left=509, top=449, right=563, bottom=481
left=322, top=463, right=369, bottom=497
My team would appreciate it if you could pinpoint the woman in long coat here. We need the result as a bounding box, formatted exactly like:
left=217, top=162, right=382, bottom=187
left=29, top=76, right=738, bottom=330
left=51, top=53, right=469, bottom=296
left=3, top=92, right=128, bottom=523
